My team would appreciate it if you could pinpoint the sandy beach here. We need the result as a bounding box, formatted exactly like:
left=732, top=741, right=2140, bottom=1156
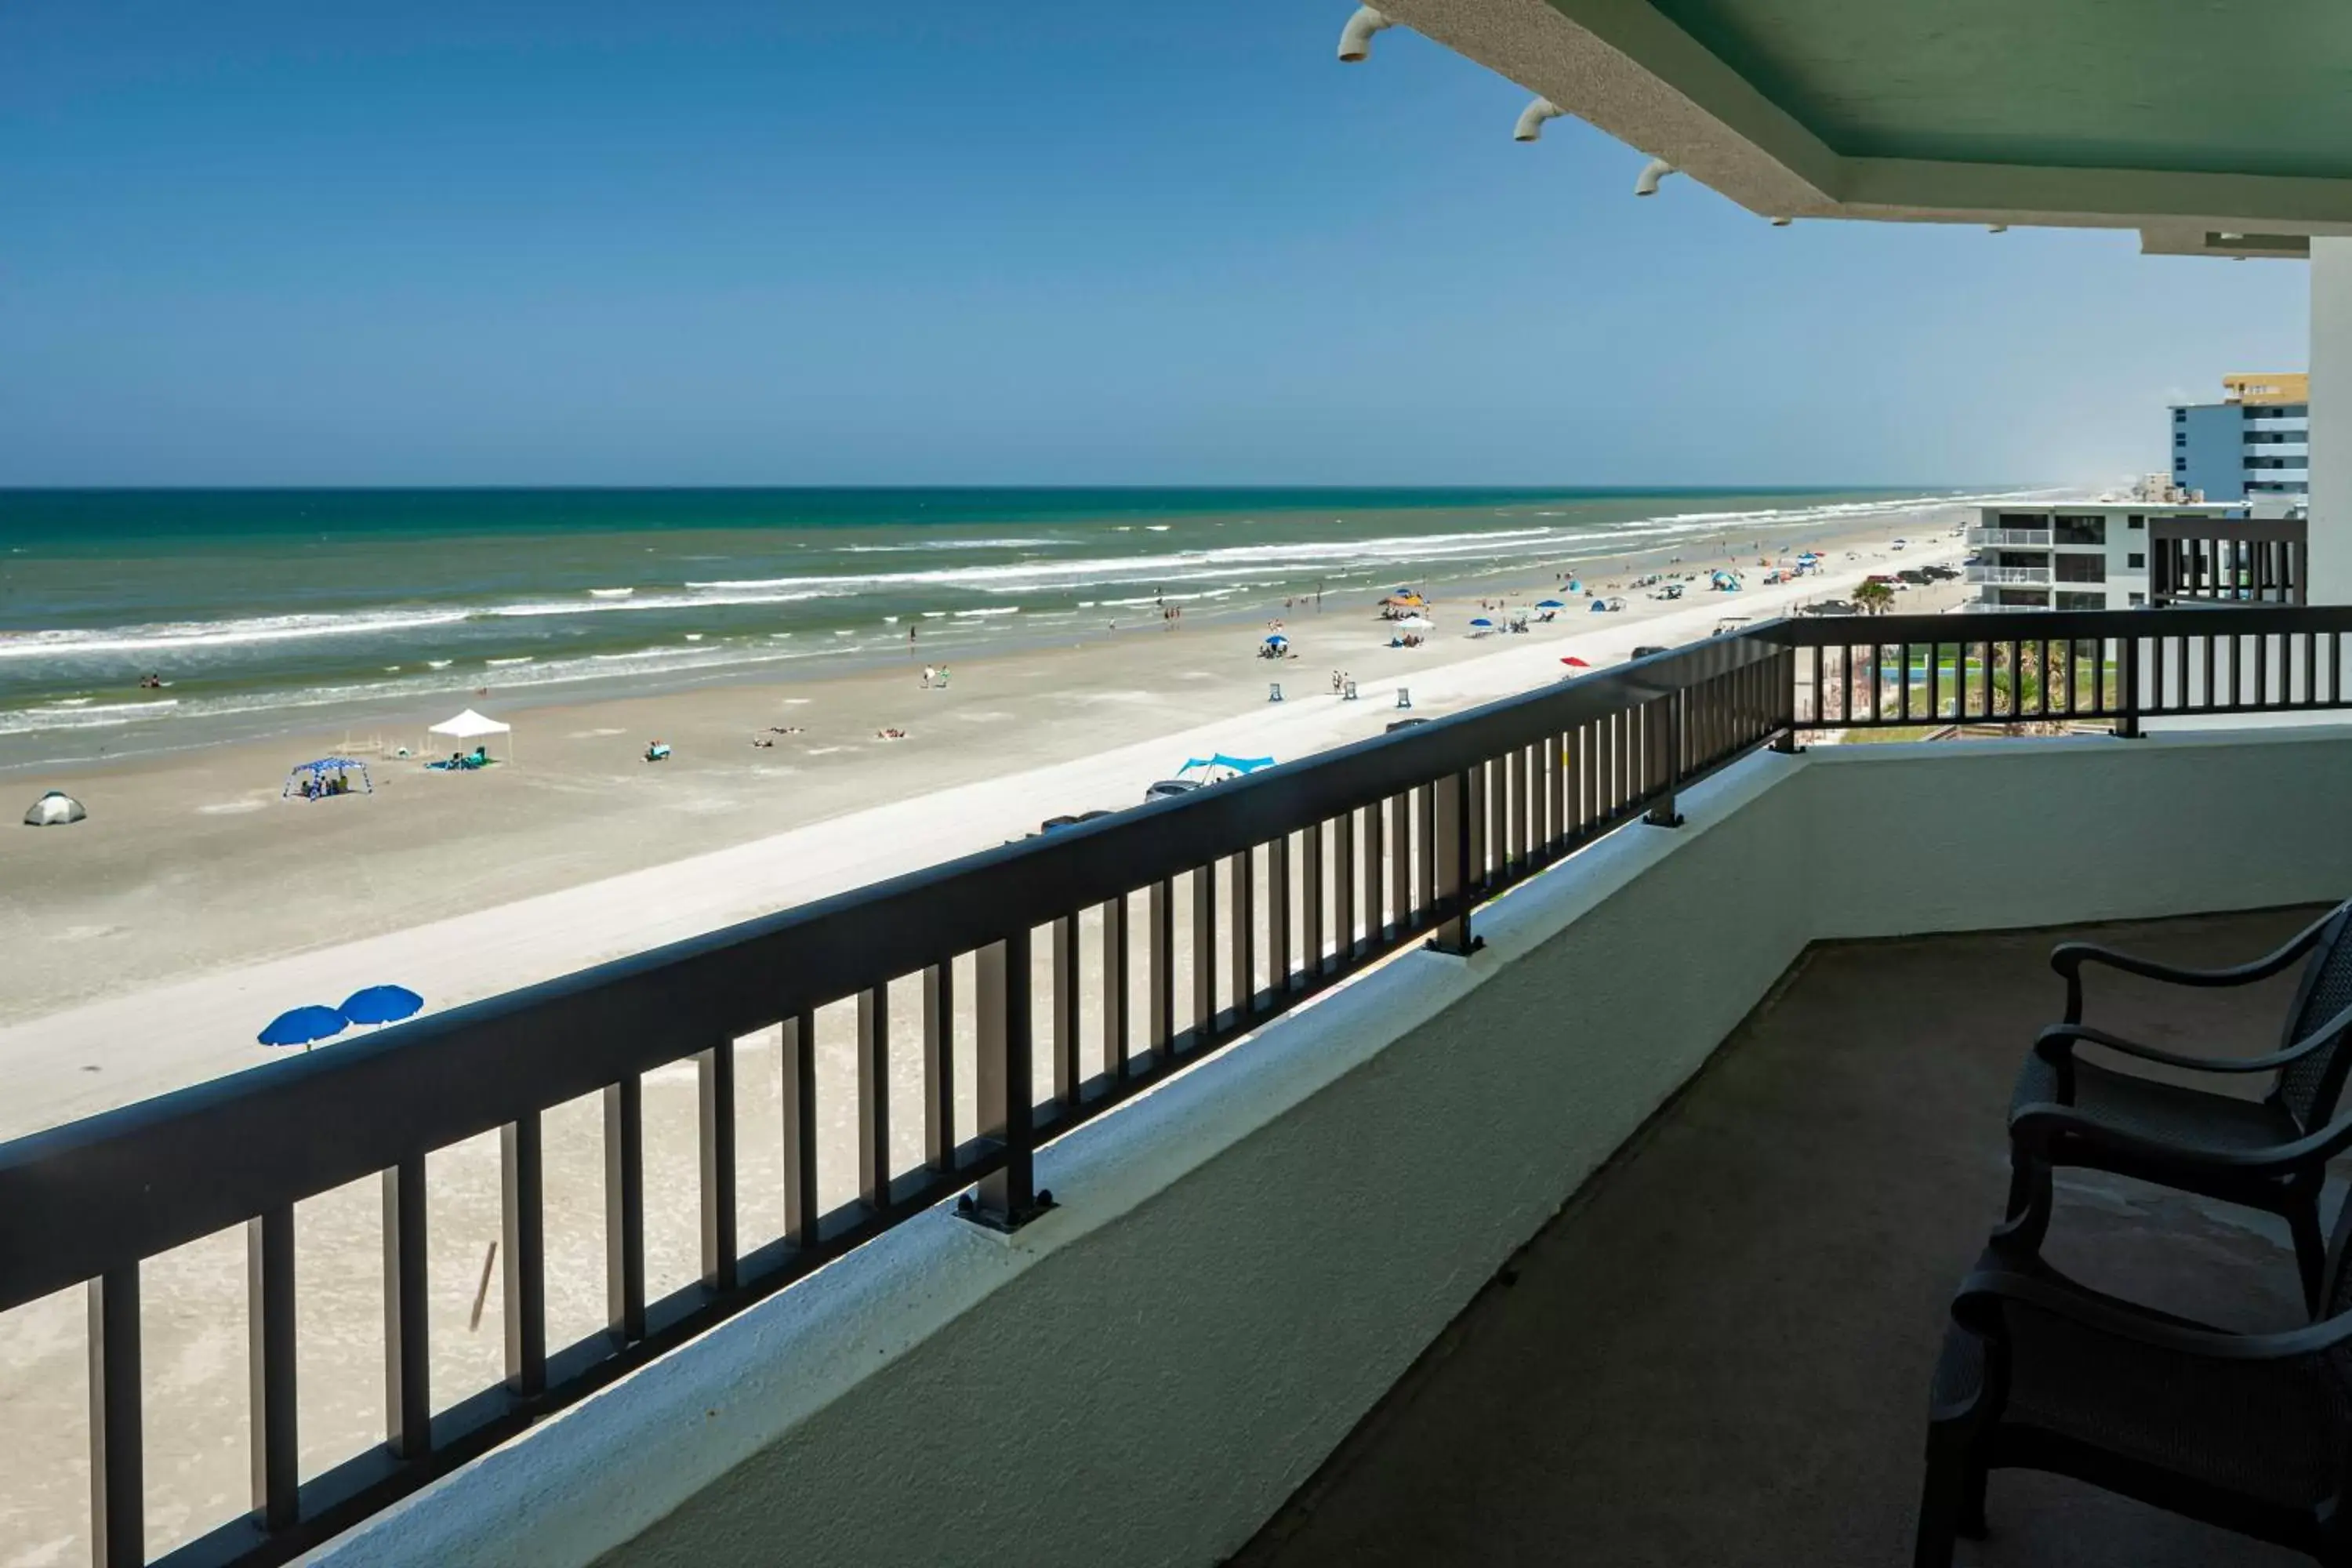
left=0, top=507, right=1977, bottom=1564
left=2, top=507, right=1968, bottom=1060
left=2, top=508, right=1977, bottom=1085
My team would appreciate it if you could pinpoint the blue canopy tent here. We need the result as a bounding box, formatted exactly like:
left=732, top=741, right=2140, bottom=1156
left=1175, top=753, right=1275, bottom=785
left=283, top=758, right=372, bottom=800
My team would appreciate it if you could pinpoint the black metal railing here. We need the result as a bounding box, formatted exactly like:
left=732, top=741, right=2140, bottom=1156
left=11, top=604, right=2352, bottom=1568
left=2149, top=516, right=2308, bottom=606
left=1759, top=604, right=2352, bottom=735
left=0, top=630, right=1793, bottom=1568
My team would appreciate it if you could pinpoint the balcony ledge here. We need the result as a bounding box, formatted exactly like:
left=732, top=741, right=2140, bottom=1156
left=315, top=725, right=2352, bottom=1568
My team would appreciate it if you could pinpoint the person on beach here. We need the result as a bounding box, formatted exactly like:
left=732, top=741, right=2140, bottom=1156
left=921, top=665, right=935, bottom=688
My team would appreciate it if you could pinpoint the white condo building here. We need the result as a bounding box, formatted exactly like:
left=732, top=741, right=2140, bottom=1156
left=1965, top=502, right=2263, bottom=610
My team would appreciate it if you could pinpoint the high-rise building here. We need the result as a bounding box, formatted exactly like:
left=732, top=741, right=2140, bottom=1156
left=2170, top=373, right=2309, bottom=508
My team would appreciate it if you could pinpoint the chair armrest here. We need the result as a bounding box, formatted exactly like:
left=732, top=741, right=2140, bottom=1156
left=2051, top=902, right=2343, bottom=1024
left=1957, top=1260, right=2352, bottom=1363
left=2009, top=1100, right=2352, bottom=1178
left=2033, top=1021, right=2328, bottom=1076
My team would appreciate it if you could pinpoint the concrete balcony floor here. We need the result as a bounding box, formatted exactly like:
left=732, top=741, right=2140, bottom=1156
left=1233, top=909, right=2329, bottom=1568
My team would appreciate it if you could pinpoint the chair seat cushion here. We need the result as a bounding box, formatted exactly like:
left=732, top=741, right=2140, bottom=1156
left=2011, top=1054, right=2300, bottom=1154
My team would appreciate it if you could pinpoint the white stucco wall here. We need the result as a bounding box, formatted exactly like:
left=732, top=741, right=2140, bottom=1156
left=312, top=727, right=2352, bottom=1568
left=2310, top=238, right=2352, bottom=604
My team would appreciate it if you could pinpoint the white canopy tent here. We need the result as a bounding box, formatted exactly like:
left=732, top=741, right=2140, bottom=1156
left=426, top=709, right=514, bottom=762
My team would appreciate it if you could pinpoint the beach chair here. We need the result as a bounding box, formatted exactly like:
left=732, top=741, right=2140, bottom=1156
left=1915, top=1225, right=2352, bottom=1567
left=1269, top=683, right=1283, bottom=702
left=2002, top=902, right=2352, bottom=1312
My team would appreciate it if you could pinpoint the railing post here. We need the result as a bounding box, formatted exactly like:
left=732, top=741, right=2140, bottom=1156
left=1147, top=880, right=1174, bottom=1065
left=1102, top=895, right=1130, bottom=1080
left=855, top=989, right=891, bottom=1210
left=1428, top=770, right=1479, bottom=956
left=783, top=1009, right=819, bottom=1246
left=89, top=1265, right=143, bottom=1568
left=699, top=1041, right=739, bottom=1289
left=248, top=1205, right=299, bottom=1530
left=499, top=1115, right=546, bottom=1398
left=967, top=930, right=1048, bottom=1229
left=603, top=1074, right=646, bottom=1343
left=383, top=1154, right=430, bottom=1461
left=1646, top=691, right=1686, bottom=827
left=922, top=967, right=953, bottom=1171
left=2116, top=631, right=2143, bottom=739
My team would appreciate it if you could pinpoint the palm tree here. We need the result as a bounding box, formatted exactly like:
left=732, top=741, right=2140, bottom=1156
left=1853, top=579, right=1896, bottom=615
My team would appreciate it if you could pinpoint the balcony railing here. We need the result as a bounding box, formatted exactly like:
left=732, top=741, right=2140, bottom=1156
left=1965, top=564, right=2053, bottom=585
left=1964, top=527, right=2051, bottom=548
left=10, top=606, right=2352, bottom=1566
left=2150, top=516, right=2308, bottom=606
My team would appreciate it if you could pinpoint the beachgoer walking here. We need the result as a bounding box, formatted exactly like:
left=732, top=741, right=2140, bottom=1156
left=922, top=665, right=935, bottom=688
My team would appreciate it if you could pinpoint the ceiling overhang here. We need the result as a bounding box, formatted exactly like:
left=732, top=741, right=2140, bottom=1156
left=1374, top=0, right=2352, bottom=260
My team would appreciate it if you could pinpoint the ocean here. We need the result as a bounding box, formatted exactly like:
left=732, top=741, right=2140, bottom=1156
left=0, top=486, right=1998, bottom=768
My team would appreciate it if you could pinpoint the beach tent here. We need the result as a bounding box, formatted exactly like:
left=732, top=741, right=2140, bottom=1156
left=1536, top=599, right=1566, bottom=609
left=428, top=708, right=514, bottom=761
left=1174, top=753, right=1275, bottom=785
left=282, top=759, right=372, bottom=800
left=22, top=789, right=85, bottom=826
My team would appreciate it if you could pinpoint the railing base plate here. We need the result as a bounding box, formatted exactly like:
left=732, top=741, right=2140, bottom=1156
left=956, top=1190, right=1059, bottom=1234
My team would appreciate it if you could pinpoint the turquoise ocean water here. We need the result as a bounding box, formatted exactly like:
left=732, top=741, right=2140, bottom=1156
left=0, top=486, right=1990, bottom=768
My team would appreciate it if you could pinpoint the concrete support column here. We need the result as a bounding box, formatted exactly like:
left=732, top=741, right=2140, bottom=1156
left=2309, top=238, right=2352, bottom=604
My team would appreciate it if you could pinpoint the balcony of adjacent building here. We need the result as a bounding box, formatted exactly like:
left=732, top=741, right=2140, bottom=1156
left=1967, top=526, right=2054, bottom=550
left=11, top=608, right=2352, bottom=1568
left=1968, top=563, right=2054, bottom=586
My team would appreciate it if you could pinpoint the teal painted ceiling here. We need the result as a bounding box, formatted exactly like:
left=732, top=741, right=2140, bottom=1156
left=1639, top=0, right=2352, bottom=180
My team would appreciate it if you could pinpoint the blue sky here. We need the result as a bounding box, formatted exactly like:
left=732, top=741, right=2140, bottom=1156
left=0, top=2, right=2310, bottom=488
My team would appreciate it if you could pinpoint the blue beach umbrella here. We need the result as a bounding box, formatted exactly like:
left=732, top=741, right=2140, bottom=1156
left=1468, top=617, right=1494, bottom=627
left=259, top=1004, right=348, bottom=1051
left=1536, top=599, right=1566, bottom=609
left=339, top=985, right=423, bottom=1026
left=1263, top=633, right=1288, bottom=645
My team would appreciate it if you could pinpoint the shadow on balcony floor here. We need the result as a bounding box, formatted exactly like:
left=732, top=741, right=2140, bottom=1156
left=1232, top=908, right=2333, bottom=1568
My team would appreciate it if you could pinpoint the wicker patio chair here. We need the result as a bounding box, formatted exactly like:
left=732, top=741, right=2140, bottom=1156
left=2004, top=901, right=2352, bottom=1312
left=1916, top=1231, right=2352, bottom=1566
